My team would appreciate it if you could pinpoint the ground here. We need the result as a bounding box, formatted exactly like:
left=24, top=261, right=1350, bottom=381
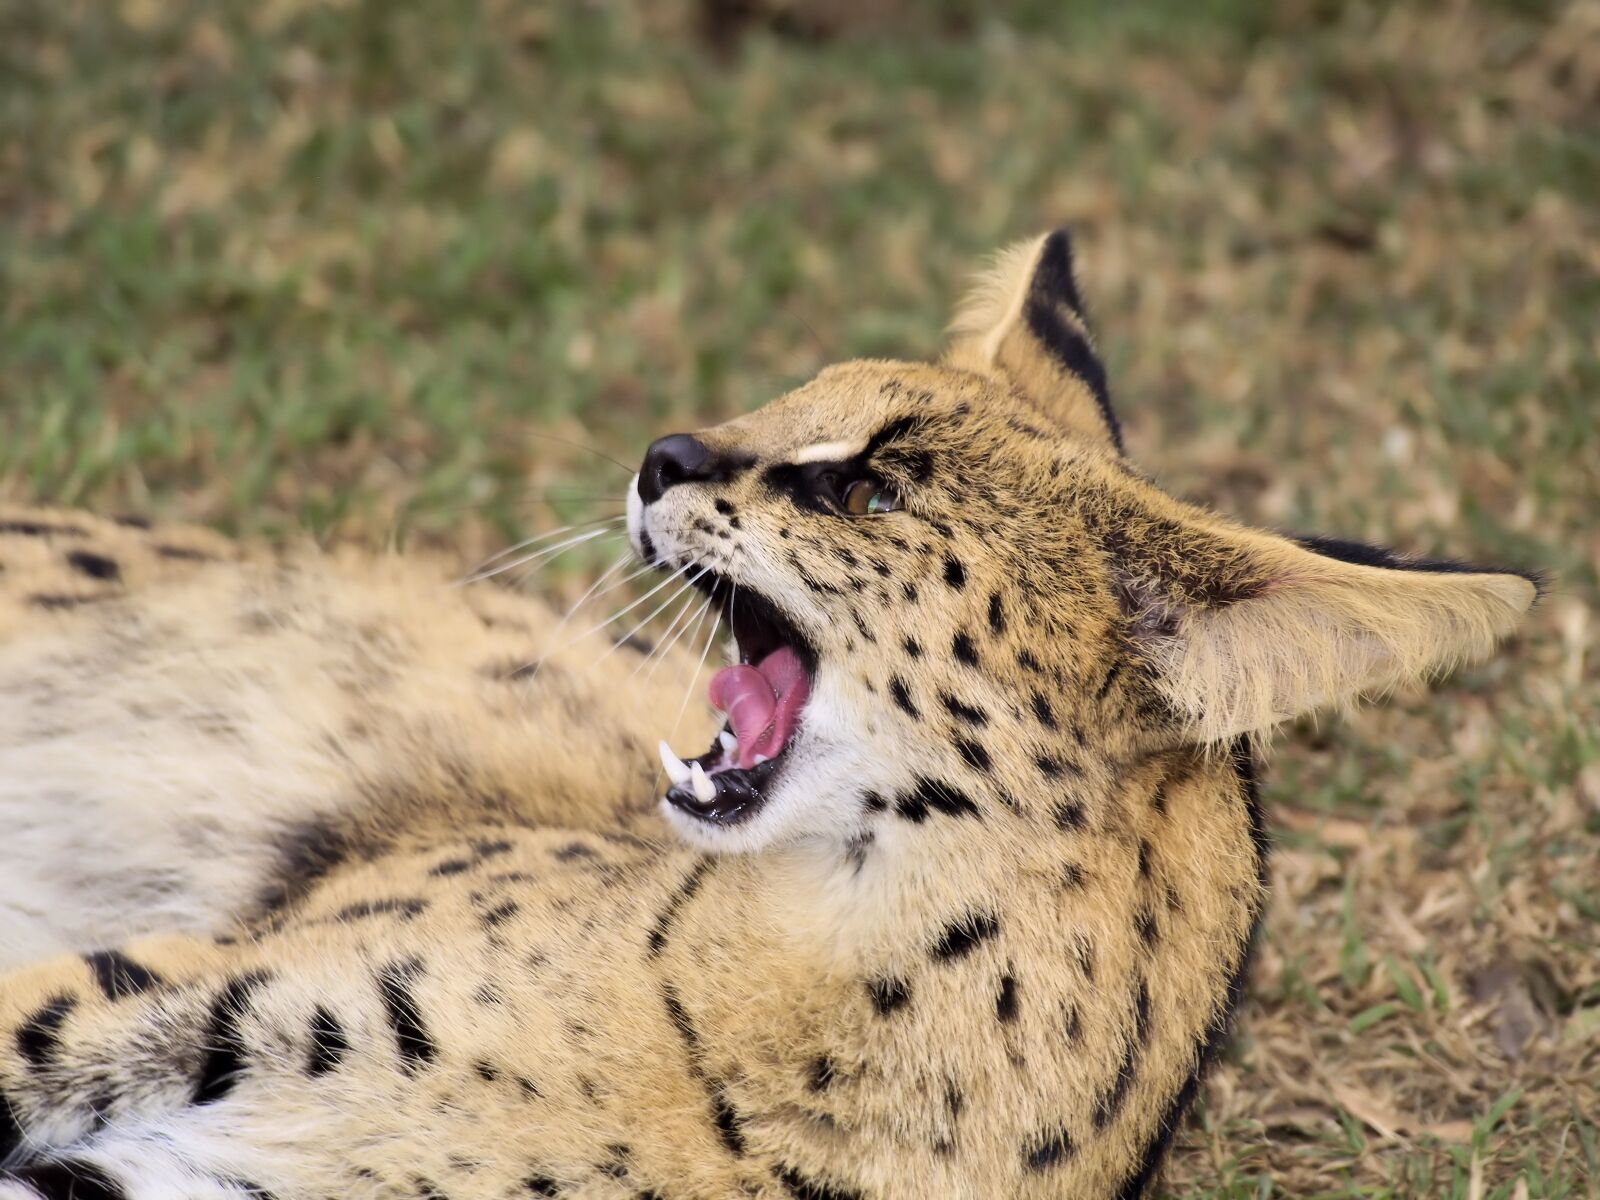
left=1, top=1, right=1596, bottom=1196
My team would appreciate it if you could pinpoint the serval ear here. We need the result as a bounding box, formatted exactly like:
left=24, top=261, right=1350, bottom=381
left=945, top=229, right=1125, bottom=454
left=1088, top=491, right=1543, bottom=741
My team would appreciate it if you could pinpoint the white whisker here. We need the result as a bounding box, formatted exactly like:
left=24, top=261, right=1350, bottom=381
left=464, top=524, right=623, bottom=586
left=669, top=589, right=724, bottom=746
left=455, top=517, right=625, bottom=585
left=637, top=586, right=712, bottom=679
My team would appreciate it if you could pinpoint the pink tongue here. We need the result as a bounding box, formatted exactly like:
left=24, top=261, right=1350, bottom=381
left=708, top=647, right=812, bottom=770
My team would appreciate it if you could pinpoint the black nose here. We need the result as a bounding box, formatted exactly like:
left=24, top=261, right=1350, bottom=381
left=637, top=433, right=715, bottom=505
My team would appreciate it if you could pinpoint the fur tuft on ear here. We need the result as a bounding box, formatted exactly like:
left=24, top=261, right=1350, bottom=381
left=945, top=229, right=1124, bottom=453
left=1090, top=487, right=1541, bottom=741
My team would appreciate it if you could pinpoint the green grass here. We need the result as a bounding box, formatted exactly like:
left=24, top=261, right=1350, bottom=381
left=2, top=0, right=1596, bottom=1194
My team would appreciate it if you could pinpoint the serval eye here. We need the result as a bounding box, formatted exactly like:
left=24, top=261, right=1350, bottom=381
left=842, top=479, right=898, bottom=516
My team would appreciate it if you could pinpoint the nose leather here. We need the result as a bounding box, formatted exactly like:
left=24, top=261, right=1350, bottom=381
left=637, top=434, right=715, bottom=504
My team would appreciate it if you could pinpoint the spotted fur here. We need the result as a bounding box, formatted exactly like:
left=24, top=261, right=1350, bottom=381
left=0, top=231, right=1536, bottom=1198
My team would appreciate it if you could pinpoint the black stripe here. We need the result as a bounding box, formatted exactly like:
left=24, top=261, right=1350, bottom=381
left=1112, top=742, right=1268, bottom=1199
left=7, top=1160, right=128, bottom=1199
left=376, top=960, right=436, bottom=1072
left=660, top=985, right=746, bottom=1157
left=1024, top=230, right=1124, bottom=454
left=16, top=996, right=76, bottom=1069
left=195, top=973, right=270, bottom=1103
left=646, top=857, right=714, bottom=957
left=83, top=951, right=162, bottom=1001
left=1293, top=533, right=1544, bottom=592
left=0, top=1087, right=21, bottom=1159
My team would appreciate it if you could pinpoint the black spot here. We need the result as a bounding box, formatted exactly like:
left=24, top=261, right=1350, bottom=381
left=808, top=1055, right=837, bottom=1092
left=195, top=973, right=270, bottom=1103
left=377, top=960, right=436, bottom=1072
left=647, top=857, right=714, bottom=957
left=902, top=636, right=921, bottom=659
left=257, top=817, right=351, bottom=915
left=83, top=950, right=161, bottom=1000
left=888, top=676, right=919, bottom=719
left=1053, top=801, right=1087, bottom=831
left=987, top=591, right=1006, bottom=635
left=773, top=1164, right=864, bottom=1200
left=931, top=911, right=1000, bottom=962
left=599, top=1145, right=632, bottom=1177
left=954, top=738, right=991, bottom=772
left=1061, top=863, right=1087, bottom=890
left=1150, top=782, right=1169, bottom=816
left=482, top=901, right=519, bottom=928
left=1137, top=839, right=1153, bottom=877
left=1031, top=692, right=1057, bottom=730
left=524, top=1177, right=562, bottom=1197
left=17, top=995, right=76, bottom=1068
left=336, top=897, right=428, bottom=922
left=996, top=973, right=1020, bottom=1023
left=1096, top=662, right=1122, bottom=702
left=474, top=839, right=514, bottom=859
left=895, top=777, right=980, bottom=823
left=112, top=514, right=152, bottom=529
left=952, top=632, right=979, bottom=667
left=1023, top=1126, right=1076, bottom=1172
left=306, top=1006, right=348, bottom=1076
left=7, top=1160, right=128, bottom=1199
left=867, top=977, right=911, bottom=1016
left=1036, top=755, right=1065, bottom=778
left=553, top=841, right=595, bottom=862
left=861, top=791, right=887, bottom=813
left=902, top=581, right=919, bottom=603
left=713, top=498, right=735, bottom=516
left=1017, top=648, right=1044, bottom=673
left=1136, top=905, right=1160, bottom=948
left=942, top=555, right=966, bottom=589
left=65, top=550, right=121, bottom=582
left=430, top=858, right=472, bottom=878
left=940, top=692, right=987, bottom=727
left=1073, top=935, right=1096, bottom=981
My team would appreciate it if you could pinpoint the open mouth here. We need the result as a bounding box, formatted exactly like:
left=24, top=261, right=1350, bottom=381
left=658, top=573, right=818, bottom=826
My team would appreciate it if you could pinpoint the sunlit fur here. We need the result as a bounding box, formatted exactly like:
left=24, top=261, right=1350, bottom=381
left=0, top=232, right=1534, bottom=1199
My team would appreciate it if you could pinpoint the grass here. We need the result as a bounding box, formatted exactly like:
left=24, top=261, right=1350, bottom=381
left=2, top=0, right=1596, bottom=1193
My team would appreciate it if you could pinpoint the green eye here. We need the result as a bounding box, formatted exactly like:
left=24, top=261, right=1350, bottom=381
left=842, top=479, right=899, bottom=516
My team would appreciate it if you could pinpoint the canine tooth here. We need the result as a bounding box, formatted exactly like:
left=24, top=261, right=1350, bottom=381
left=719, top=730, right=738, bottom=753
left=690, top=762, right=716, bottom=804
left=753, top=753, right=772, bottom=765
left=658, top=740, right=691, bottom=787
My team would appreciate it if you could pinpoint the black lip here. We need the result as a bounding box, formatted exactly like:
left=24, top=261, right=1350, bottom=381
left=665, top=746, right=784, bottom=826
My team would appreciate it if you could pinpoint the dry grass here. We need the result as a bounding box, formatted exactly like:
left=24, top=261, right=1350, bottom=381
left=2, top=1, right=1596, bottom=1194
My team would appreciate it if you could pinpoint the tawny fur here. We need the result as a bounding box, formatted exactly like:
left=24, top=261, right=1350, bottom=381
left=0, top=232, right=1535, bottom=1200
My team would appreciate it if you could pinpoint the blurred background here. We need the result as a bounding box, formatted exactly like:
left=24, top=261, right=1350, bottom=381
left=1, top=1, right=1596, bottom=1194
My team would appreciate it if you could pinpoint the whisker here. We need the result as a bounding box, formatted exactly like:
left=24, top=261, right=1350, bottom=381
left=523, top=432, right=637, bottom=475
left=458, top=518, right=625, bottom=584
left=669, top=588, right=724, bottom=746
left=508, top=552, right=638, bottom=685
left=591, top=574, right=702, bottom=670
left=465, top=524, right=624, bottom=586
left=566, top=563, right=699, bottom=646
left=637, top=584, right=711, bottom=679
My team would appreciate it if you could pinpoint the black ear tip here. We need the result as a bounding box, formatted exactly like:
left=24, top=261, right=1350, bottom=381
left=1030, top=228, right=1085, bottom=317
